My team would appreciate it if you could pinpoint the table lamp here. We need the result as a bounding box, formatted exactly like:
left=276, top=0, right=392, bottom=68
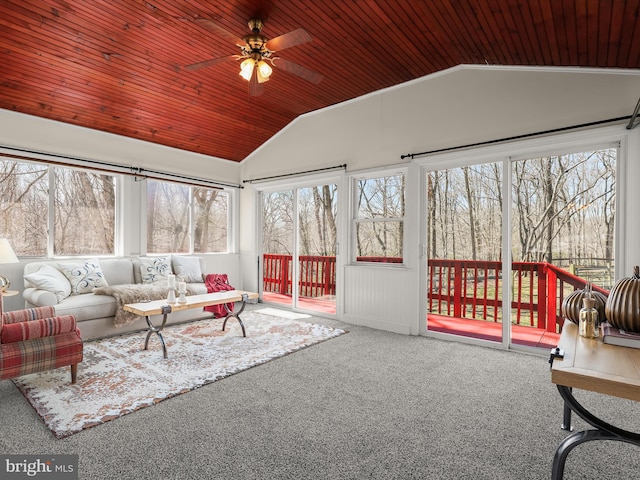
left=0, top=238, right=19, bottom=292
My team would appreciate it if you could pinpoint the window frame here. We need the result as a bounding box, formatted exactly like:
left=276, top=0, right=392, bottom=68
left=350, top=169, right=407, bottom=265
left=416, top=124, right=628, bottom=346
left=0, top=157, right=119, bottom=258
left=144, top=178, right=234, bottom=255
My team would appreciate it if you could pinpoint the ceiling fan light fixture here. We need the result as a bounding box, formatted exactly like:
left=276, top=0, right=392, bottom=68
left=256, top=60, right=272, bottom=83
left=239, top=58, right=255, bottom=81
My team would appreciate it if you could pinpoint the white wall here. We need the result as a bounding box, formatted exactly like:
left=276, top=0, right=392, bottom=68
left=0, top=109, right=241, bottom=184
left=241, top=65, right=640, bottom=335
left=241, top=65, right=640, bottom=177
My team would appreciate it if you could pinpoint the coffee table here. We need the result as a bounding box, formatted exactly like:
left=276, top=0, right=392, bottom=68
left=123, top=290, right=259, bottom=359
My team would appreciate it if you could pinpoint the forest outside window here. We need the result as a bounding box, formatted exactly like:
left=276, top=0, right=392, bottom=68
left=146, top=179, right=229, bottom=254
left=353, top=173, right=405, bottom=264
left=0, top=158, right=116, bottom=256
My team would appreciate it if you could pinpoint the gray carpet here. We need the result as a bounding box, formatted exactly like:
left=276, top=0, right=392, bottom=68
left=1, top=304, right=639, bottom=479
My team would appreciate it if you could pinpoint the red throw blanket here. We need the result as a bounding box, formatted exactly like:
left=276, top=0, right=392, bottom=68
left=204, top=274, right=234, bottom=318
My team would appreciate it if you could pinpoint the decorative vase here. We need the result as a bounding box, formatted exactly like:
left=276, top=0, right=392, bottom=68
left=561, top=286, right=607, bottom=325
left=579, top=297, right=599, bottom=338
left=605, top=266, right=640, bottom=333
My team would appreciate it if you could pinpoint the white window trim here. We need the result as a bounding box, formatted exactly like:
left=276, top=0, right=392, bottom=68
left=350, top=166, right=409, bottom=265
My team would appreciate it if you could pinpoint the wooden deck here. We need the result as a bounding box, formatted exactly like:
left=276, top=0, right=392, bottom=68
left=262, top=293, right=560, bottom=348
left=262, top=292, right=337, bottom=315
left=428, top=314, right=560, bottom=348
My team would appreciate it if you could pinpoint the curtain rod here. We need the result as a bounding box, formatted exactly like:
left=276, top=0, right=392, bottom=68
left=243, top=164, right=347, bottom=184
left=0, top=145, right=243, bottom=190
left=400, top=115, right=632, bottom=160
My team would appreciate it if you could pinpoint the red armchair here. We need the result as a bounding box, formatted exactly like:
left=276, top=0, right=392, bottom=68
left=0, top=294, right=83, bottom=384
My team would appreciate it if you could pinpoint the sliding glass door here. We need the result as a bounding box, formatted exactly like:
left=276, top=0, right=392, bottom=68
left=510, top=147, right=616, bottom=348
left=261, top=182, right=338, bottom=315
left=425, top=163, right=504, bottom=343
left=424, top=142, right=617, bottom=350
left=262, top=190, right=294, bottom=307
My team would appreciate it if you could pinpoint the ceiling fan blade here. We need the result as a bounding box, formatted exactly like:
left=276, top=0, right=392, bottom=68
left=266, top=28, right=312, bottom=51
left=194, top=18, right=244, bottom=45
left=275, top=58, right=323, bottom=84
left=248, top=69, right=264, bottom=96
left=184, top=55, right=236, bottom=71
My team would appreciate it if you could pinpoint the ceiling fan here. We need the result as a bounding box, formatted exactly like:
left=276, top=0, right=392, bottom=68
left=185, top=18, right=323, bottom=96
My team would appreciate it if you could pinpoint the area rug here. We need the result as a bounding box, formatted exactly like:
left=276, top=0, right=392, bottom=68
left=13, top=309, right=346, bottom=439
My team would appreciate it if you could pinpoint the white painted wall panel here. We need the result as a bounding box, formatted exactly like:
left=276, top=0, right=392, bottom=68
left=343, top=265, right=415, bottom=334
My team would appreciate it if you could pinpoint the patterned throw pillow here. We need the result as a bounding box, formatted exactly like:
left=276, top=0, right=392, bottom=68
left=138, top=256, right=172, bottom=284
left=58, top=258, right=109, bottom=295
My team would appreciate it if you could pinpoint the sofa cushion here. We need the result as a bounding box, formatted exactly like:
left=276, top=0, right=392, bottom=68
left=188, top=283, right=208, bottom=295
left=171, top=256, right=204, bottom=283
left=58, top=258, right=109, bottom=295
left=23, top=287, right=59, bottom=307
left=137, top=256, right=172, bottom=284
left=100, top=258, right=135, bottom=286
left=23, top=264, right=71, bottom=302
left=53, top=293, right=117, bottom=322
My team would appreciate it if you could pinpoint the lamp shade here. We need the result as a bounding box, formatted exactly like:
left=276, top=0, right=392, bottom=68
left=0, top=239, right=18, bottom=264
left=239, top=58, right=255, bottom=81
left=256, top=60, right=272, bottom=83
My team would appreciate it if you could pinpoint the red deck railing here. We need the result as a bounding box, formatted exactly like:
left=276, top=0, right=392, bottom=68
left=263, top=254, right=608, bottom=334
left=263, top=254, right=337, bottom=298
left=428, top=259, right=608, bottom=334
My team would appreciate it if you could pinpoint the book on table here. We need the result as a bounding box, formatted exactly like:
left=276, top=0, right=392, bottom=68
left=600, top=322, right=640, bottom=349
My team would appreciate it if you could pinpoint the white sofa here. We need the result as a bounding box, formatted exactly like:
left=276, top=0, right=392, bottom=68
left=23, top=256, right=215, bottom=340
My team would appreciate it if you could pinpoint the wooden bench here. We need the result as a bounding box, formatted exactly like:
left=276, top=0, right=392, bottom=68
left=124, top=290, right=259, bottom=358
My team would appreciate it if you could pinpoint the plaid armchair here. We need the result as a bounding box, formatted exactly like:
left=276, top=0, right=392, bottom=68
left=0, top=294, right=83, bottom=384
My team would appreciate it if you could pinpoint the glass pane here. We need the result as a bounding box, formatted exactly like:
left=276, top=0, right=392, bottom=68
left=355, top=174, right=405, bottom=262
left=298, top=184, right=337, bottom=314
left=0, top=160, right=48, bottom=256
left=147, top=180, right=190, bottom=253
left=356, top=175, right=405, bottom=219
left=355, top=221, right=403, bottom=261
left=54, top=168, right=115, bottom=255
left=193, top=188, right=228, bottom=253
left=426, top=163, right=503, bottom=342
left=511, top=148, right=616, bottom=348
left=262, top=191, right=294, bottom=306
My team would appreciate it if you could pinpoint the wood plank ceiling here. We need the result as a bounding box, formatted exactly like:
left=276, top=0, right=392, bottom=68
left=1, top=1, right=639, bottom=162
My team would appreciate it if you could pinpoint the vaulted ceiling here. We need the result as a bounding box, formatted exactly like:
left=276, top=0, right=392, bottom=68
left=1, top=1, right=639, bottom=162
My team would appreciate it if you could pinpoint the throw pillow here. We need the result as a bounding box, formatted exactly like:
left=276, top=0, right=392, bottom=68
left=24, top=264, right=72, bottom=302
left=58, top=258, right=109, bottom=295
left=138, top=256, right=172, bottom=284
left=172, top=256, right=204, bottom=283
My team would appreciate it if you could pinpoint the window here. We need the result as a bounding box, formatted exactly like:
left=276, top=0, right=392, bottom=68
left=193, top=186, right=229, bottom=253
left=0, top=160, right=48, bottom=256
left=353, top=173, right=405, bottom=263
left=54, top=169, right=116, bottom=255
left=0, top=159, right=116, bottom=256
left=147, top=179, right=229, bottom=254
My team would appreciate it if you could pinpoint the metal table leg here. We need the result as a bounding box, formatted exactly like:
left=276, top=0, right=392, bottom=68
left=222, top=293, right=249, bottom=337
left=552, top=384, right=640, bottom=480
left=143, top=304, right=172, bottom=359
left=561, top=387, right=573, bottom=431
